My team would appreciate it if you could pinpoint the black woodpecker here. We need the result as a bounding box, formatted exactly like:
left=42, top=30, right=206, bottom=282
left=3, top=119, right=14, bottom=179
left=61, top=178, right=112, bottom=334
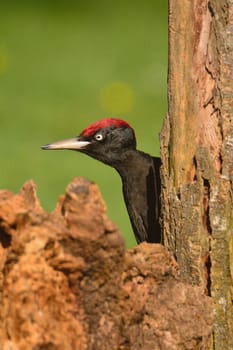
left=41, top=118, right=161, bottom=244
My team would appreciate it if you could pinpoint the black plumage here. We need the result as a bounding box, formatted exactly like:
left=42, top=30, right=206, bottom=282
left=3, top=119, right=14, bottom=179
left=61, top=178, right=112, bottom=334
left=41, top=118, right=161, bottom=243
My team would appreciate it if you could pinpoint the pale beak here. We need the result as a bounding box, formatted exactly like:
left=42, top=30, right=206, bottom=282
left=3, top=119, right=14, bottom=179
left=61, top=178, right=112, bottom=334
left=41, top=137, right=90, bottom=150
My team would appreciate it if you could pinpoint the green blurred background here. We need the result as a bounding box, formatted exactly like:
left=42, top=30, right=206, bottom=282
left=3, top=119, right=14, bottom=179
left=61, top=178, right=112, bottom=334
left=0, top=0, right=167, bottom=247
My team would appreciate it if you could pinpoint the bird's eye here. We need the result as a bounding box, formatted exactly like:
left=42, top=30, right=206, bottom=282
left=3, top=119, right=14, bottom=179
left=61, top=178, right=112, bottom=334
left=94, top=133, right=104, bottom=141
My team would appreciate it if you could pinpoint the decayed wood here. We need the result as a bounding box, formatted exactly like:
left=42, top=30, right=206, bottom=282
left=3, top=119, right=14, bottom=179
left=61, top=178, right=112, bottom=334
left=161, top=0, right=233, bottom=349
left=0, top=179, right=213, bottom=350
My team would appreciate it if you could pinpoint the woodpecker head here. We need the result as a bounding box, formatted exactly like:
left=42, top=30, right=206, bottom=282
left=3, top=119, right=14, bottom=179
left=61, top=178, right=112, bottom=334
left=41, top=118, right=136, bottom=166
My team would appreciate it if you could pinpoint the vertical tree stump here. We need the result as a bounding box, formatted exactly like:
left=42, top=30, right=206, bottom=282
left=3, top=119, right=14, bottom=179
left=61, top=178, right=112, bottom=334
left=161, top=1, right=233, bottom=349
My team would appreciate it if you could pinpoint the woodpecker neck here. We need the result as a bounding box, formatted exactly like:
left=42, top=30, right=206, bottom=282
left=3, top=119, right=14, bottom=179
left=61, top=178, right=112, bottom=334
left=112, top=149, right=152, bottom=178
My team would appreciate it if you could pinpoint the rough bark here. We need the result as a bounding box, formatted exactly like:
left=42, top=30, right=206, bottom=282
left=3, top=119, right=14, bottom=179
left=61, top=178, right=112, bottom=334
left=161, top=1, right=233, bottom=349
left=0, top=178, right=212, bottom=350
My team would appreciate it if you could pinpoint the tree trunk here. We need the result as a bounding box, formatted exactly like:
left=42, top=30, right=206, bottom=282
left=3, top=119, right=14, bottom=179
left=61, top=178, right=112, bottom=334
left=161, top=1, right=233, bottom=349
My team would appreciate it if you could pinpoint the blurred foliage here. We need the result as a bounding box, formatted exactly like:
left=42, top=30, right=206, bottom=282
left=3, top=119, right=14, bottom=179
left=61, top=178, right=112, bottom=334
left=0, top=0, right=167, bottom=247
